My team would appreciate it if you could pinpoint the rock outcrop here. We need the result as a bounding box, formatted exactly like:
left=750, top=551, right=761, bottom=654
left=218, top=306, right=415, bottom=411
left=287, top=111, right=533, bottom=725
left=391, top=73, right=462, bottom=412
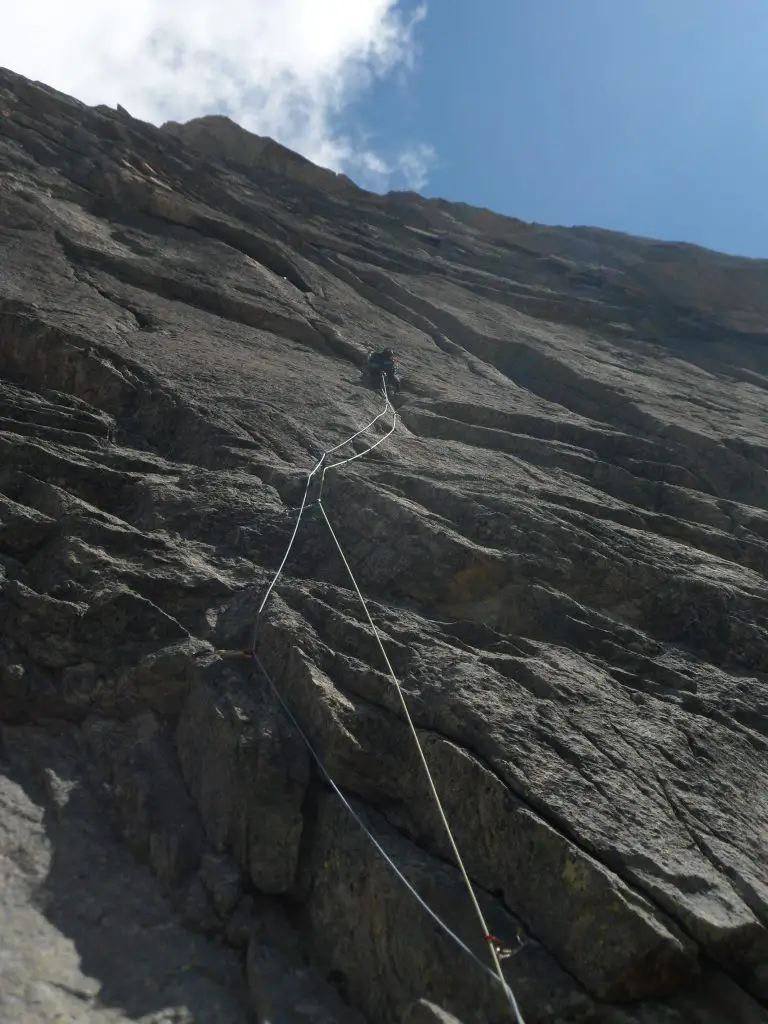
left=1, top=65, right=767, bottom=1023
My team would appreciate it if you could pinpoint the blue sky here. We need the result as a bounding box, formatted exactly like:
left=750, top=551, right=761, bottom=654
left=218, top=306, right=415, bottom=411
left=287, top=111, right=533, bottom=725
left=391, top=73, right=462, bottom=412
left=352, top=0, right=768, bottom=258
left=4, top=0, right=766, bottom=258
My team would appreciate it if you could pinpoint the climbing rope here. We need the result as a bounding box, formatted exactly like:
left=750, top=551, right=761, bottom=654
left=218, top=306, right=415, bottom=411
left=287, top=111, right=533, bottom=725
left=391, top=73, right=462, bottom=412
left=249, top=382, right=396, bottom=653
left=252, top=650, right=517, bottom=992
left=249, top=375, right=526, bottom=1024
left=316, top=503, right=525, bottom=1024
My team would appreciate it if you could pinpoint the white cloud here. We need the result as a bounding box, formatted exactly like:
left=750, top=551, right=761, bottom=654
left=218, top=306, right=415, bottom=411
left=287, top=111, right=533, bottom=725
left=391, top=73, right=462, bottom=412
left=3, top=0, right=435, bottom=190
left=354, top=142, right=436, bottom=192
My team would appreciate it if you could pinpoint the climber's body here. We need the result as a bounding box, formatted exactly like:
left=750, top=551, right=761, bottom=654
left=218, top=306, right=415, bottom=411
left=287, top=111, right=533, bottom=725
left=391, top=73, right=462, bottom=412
left=363, top=348, right=400, bottom=394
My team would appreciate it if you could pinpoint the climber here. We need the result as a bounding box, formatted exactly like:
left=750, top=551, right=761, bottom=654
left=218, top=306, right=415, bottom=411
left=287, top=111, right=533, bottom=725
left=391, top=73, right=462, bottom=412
left=363, top=347, right=400, bottom=393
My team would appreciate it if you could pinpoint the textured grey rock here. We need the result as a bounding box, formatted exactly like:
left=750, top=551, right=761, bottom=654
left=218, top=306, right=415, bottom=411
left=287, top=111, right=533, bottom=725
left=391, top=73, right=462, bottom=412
left=181, top=874, right=221, bottom=934
left=0, top=725, right=250, bottom=1023
left=247, top=938, right=367, bottom=1024
left=83, top=710, right=204, bottom=887
left=199, top=850, right=243, bottom=917
left=2, top=62, right=768, bottom=1024
left=300, top=792, right=595, bottom=1024
left=176, top=659, right=309, bottom=893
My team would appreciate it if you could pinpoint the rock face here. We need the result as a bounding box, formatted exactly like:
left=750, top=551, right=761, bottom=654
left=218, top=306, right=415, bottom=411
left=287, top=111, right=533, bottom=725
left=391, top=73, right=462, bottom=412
left=1, top=64, right=768, bottom=1023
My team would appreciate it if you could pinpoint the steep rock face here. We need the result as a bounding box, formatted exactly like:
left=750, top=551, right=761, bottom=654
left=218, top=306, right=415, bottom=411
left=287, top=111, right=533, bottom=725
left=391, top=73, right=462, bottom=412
left=163, top=114, right=362, bottom=198
left=1, top=65, right=767, bottom=1023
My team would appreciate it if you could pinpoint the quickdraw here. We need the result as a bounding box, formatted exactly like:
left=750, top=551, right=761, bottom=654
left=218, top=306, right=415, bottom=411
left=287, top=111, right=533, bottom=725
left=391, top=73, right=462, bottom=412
left=484, top=932, right=526, bottom=962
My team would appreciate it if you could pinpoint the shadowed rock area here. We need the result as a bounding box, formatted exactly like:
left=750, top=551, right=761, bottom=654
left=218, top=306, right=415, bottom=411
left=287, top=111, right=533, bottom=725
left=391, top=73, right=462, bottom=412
left=1, top=66, right=768, bottom=1023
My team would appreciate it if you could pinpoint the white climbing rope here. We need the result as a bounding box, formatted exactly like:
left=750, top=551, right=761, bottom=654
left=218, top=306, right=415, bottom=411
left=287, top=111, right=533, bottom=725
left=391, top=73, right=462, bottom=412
left=250, top=383, right=396, bottom=652
left=252, top=650, right=514, bottom=992
left=317, top=503, right=526, bottom=1024
left=249, top=374, right=526, bottom=1024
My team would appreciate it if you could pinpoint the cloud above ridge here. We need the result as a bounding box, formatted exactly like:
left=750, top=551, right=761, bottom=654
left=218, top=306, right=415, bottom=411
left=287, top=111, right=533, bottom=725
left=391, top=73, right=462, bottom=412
left=3, top=0, right=434, bottom=189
